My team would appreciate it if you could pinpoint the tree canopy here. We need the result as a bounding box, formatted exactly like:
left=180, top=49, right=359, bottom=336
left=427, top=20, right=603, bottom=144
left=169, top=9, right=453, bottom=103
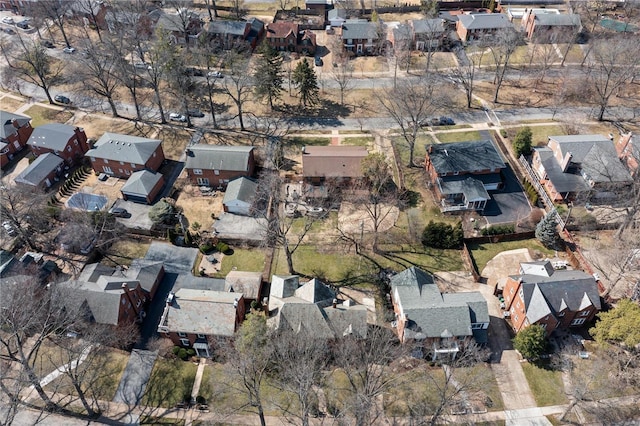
left=512, top=324, right=547, bottom=360
left=513, top=126, right=532, bottom=157
left=292, top=58, right=319, bottom=107
left=148, top=199, right=176, bottom=224
left=421, top=221, right=463, bottom=249
left=590, top=299, right=640, bottom=348
left=535, top=212, right=561, bottom=249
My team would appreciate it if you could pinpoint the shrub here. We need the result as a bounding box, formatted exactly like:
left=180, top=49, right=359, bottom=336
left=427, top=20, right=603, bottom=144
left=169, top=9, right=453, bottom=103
left=215, top=241, right=231, bottom=254
left=184, top=230, right=192, bottom=246
left=421, top=221, right=463, bottom=249
left=199, top=243, right=214, bottom=254
left=512, top=325, right=547, bottom=361
left=481, top=224, right=515, bottom=235
left=513, top=126, right=532, bottom=157
left=500, top=129, right=508, bottom=138
left=250, top=300, right=261, bottom=311
left=521, top=179, right=539, bottom=206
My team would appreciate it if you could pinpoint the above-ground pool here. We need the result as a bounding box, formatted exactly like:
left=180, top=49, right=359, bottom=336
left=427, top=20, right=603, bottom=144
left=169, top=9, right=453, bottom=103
left=65, top=192, right=108, bottom=211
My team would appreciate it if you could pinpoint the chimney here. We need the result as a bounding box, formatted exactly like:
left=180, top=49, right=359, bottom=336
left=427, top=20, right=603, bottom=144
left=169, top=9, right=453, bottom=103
left=332, top=298, right=337, bottom=308
left=561, top=152, right=572, bottom=172
left=11, top=119, right=20, bottom=129
left=609, top=133, right=614, bottom=141
left=301, top=146, right=306, bottom=154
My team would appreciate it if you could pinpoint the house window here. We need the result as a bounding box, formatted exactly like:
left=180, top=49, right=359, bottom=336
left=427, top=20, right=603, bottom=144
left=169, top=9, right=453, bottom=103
left=131, top=163, right=136, bottom=168
left=104, top=159, right=109, bottom=164
left=196, top=178, right=209, bottom=186
left=580, top=309, right=590, bottom=317
left=193, top=169, right=203, bottom=175
left=214, top=170, right=220, bottom=175
left=539, top=323, right=547, bottom=329
left=153, top=152, right=156, bottom=157
left=67, top=146, right=72, bottom=152
left=120, top=161, right=124, bottom=165
left=558, top=311, right=565, bottom=317
left=119, top=169, right=124, bottom=174
left=136, top=300, right=141, bottom=308
left=518, top=289, right=524, bottom=300
left=74, top=140, right=78, bottom=145
left=471, top=323, right=482, bottom=329
left=571, top=318, right=586, bottom=326
left=90, top=157, right=96, bottom=162
left=121, top=299, right=126, bottom=305
left=516, top=301, right=521, bottom=309
left=514, top=314, right=519, bottom=322
left=178, top=332, right=186, bottom=337
left=510, top=287, right=514, bottom=294
left=180, top=338, right=190, bottom=346
left=197, top=333, right=205, bottom=339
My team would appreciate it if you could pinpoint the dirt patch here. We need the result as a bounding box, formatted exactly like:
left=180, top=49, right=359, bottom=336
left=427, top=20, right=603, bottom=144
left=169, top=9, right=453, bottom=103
left=72, top=113, right=138, bottom=140
left=175, top=183, right=224, bottom=231
left=0, top=95, right=26, bottom=113
left=481, top=248, right=534, bottom=291
left=338, top=201, right=399, bottom=234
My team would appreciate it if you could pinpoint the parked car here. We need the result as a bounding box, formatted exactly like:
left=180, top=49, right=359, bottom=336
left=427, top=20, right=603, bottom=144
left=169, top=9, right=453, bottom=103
left=54, top=95, right=71, bottom=104
left=207, top=70, right=223, bottom=78
left=108, top=207, right=129, bottom=217
left=2, top=27, right=15, bottom=34
left=1, top=16, right=14, bottom=24
left=187, top=109, right=205, bottom=118
left=169, top=113, right=187, bottom=122
left=41, top=40, right=55, bottom=48
left=2, top=221, right=17, bottom=237
left=133, top=62, right=151, bottom=70
left=63, top=47, right=76, bottom=54
left=183, top=67, right=204, bottom=77
left=439, top=116, right=455, bottom=125
left=314, top=56, right=323, bottom=67
left=16, top=21, right=28, bottom=29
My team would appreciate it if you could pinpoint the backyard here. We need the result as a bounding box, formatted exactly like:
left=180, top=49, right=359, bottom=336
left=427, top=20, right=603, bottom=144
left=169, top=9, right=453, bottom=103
left=468, top=239, right=554, bottom=273
left=521, top=363, right=568, bottom=407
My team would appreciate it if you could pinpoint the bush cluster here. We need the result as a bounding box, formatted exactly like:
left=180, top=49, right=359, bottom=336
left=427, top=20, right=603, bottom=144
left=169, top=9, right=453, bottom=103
left=521, top=179, right=539, bottom=207
left=481, top=224, right=515, bottom=236
left=216, top=241, right=231, bottom=255
left=421, top=221, right=463, bottom=249
left=172, top=346, right=196, bottom=361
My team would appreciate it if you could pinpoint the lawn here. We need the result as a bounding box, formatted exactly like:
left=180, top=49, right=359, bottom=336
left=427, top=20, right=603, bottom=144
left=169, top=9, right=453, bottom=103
left=103, top=237, right=151, bottom=267
left=521, top=363, right=568, bottom=406
left=505, top=124, right=566, bottom=147
left=0, top=96, right=25, bottom=113
left=214, top=247, right=267, bottom=278
left=23, top=105, right=74, bottom=127
left=78, top=114, right=138, bottom=139
left=155, top=126, right=194, bottom=161
left=468, top=239, right=554, bottom=273
left=435, top=130, right=483, bottom=143
left=286, top=136, right=331, bottom=147
left=392, top=134, right=436, bottom=167
left=341, top=136, right=374, bottom=146
left=142, top=358, right=198, bottom=408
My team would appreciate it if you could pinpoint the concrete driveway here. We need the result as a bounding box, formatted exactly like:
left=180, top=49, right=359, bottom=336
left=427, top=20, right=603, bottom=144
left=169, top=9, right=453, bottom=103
left=111, top=199, right=154, bottom=231
left=113, top=349, right=158, bottom=407
left=143, top=241, right=198, bottom=274
left=484, top=165, right=532, bottom=226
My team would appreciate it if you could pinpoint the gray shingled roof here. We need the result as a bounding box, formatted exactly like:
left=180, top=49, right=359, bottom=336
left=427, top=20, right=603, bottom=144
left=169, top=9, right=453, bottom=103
left=58, top=279, right=128, bottom=325
left=185, top=145, right=254, bottom=172
left=225, top=270, right=262, bottom=300
left=121, top=170, right=163, bottom=197
left=427, top=140, right=505, bottom=175
left=393, top=23, right=412, bottom=41
left=270, top=275, right=300, bottom=299
left=14, top=153, right=63, bottom=187
left=535, top=13, right=581, bottom=27
left=302, top=145, right=368, bottom=179
left=155, top=10, right=200, bottom=33
left=174, top=274, right=226, bottom=292
left=458, top=13, right=513, bottom=30
left=205, top=20, right=248, bottom=36
left=79, top=263, right=117, bottom=283
left=439, top=177, right=490, bottom=201
left=164, top=289, right=242, bottom=336
left=328, top=8, right=347, bottom=20
left=535, top=147, right=590, bottom=193
left=27, top=123, right=77, bottom=152
left=294, top=278, right=336, bottom=305
left=341, top=20, right=380, bottom=40
left=411, top=18, right=445, bottom=34
left=223, top=177, right=258, bottom=205
left=124, top=259, right=164, bottom=294
left=1, top=110, right=30, bottom=140
left=322, top=304, right=368, bottom=338
left=276, top=301, right=336, bottom=338
left=87, top=132, right=162, bottom=164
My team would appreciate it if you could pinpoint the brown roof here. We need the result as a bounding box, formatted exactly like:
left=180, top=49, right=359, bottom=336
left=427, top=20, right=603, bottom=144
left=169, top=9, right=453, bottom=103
left=266, top=21, right=298, bottom=39
left=302, top=146, right=368, bottom=179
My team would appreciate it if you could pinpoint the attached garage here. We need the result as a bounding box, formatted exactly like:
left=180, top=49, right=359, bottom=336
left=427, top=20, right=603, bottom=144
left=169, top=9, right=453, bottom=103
left=121, top=170, right=165, bottom=204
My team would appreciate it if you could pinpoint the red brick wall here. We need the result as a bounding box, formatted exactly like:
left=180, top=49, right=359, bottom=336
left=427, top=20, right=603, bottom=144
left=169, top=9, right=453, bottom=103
left=30, top=128, right=89, bottom=166
left=90, top=145, right=165, bottom=178
left=186, top=151, right=255, bottom=188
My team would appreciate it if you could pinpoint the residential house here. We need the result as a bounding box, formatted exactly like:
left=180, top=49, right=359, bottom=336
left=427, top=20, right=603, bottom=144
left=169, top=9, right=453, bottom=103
left=79, top=260, right=164, bottom=302
left=27, top=124, right=89, bottom=166
left=223, top=177, right=258, bottom=216
left=341, top=20, right=383, bottom=55
left=531, top=134, right=633, bottom=203
left=265, top=22, right=316, bottom=55
left=0, top=251, right=60, bottom=283
left=158, top=289, right=245, bottom=357
left=225, top=270, right=263, bottom=304
left=410, top=18, right=446, bottom=51
left=616, top=133, right=638, bottom=178
left=521, top=10, right=582, bottom=42
left=203, top=20, right=252, bottom=51
left=14, top=152, right=64, bottom=190
left=246, top=18, right=265, bottom=50
left=456, top=13, right=514, bottom=42
left=268, top=275, right=368, bottom=339
left=425, top=140, right=505, bottom=212
left=389, top=23, right=412, bottom=51
left=503, top=261, right=602, bottom=336
left=328, top=8, right=347, bottom=27
left=155, top=9, right=203, bottom=45
left=390, top=267, right=489, bottom=360
left=66, top=0, right=111, bottom=29
left=0, top=0, right=37, bottom=15
left=302, top=145, right=368, bottom=185
left=184, top=145, right=256, bottom=189
left=121, top=170, right=165, bottom=204
left=305, top=0, right=331, bottom=13
left=1, top=110, right=33, bottom=169
left=86, top=132, right=165, bottom=179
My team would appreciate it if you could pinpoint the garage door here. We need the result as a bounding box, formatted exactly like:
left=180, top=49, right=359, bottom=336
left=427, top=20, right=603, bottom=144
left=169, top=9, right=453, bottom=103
left=123, top=193, right=149, bottom=204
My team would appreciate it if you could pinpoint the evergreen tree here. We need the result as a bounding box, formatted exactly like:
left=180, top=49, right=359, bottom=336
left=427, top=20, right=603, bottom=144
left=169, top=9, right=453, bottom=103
left=253, top=41, right=284, bottom=110
left=513, top=126, right=533, bottom=157
left=292, top=58, right=319, bottom=107
left=535, top=212, right=561, bottom=249
left=512, top=324, right=547, bottom=361
left=421, top=221, right=463, bottom=249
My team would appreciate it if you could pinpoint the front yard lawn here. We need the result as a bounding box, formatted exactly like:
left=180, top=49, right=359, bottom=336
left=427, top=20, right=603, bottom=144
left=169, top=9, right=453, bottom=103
left=23, top=105, right=73, bottom=127
left=103, top=237, right=151, bottom=267
left=215, top=247, right=267, bottom=278
left=142, top=358, right=198, bottom=408
left=435, top=130, right=483, bottom=143
left=521, top=363, right=568, bottom=406
left=468, top=239, right=554, bottom=274
left=506, top=124, right=566, bottom=147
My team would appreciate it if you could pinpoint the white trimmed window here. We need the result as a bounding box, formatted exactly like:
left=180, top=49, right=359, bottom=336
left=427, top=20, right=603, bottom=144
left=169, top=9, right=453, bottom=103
left=178, top=332, right=186, bottom=337
left=180, top=338, right=190, bottom=346
left=197, top=334, right=205, bottom=339
left=580, top=309, right=590, bottom=317
left=193, top=169, right=203, bottom=175
left=571, top=318, right=586, bottom=326
left=214, top=170, right=220, bottom=175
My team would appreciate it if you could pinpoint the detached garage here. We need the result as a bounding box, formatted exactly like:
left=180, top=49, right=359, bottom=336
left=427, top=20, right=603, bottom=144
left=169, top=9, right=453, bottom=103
left=223, top=177, right=258, bottom=216
left=121, top=170, right=165, bottom=204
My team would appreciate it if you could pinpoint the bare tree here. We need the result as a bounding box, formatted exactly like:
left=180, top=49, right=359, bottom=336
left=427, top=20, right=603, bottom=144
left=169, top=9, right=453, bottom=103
left=222, top=51, right=253, bottom=131
left=73, top=0, right=105, bottom=42
left=144, top=29, right=174, bottom=124
left=0, top=184, right=52, bottom=251
left=330, top=59, right=355, bottom=107
left=483, top=29, right=521, bottom=103
left=72, top=42, right=122, bottom=117
left=583, top=233, right=640, bottom=298
left=378, top=74, right=446, bottom=167
left=32, top=0, right=74, bottom=49
left=448, top=53, right=476, bottom=109
left=203, top=0, right=219, bottom=19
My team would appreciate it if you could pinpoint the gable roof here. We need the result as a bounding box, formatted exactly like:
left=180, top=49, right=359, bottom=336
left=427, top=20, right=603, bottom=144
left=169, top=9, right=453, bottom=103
left=458, top=13, right=513, bottom=30
left=276, top=301, right=335, bottom=338
left=155, top=10, right=201, bottom=33
left=223, top=177, right=258, bottom=205
left=535, top=147, right=591, bottom=192
left=392, top=23, right=412, bottom=42
left=174, top=274, right=226, bottom=292
left=411, top=18, right=445, bottom=34
left=14, top=153, right=64, bottom=186
left=266, top=21, right=298, bottom=38
left=302, top=145, right=368, bottom=179
left=58, top=279, right=135, bottom=325
left=322, top=303, right=368, bottom=338
left=225, top=270, right=262, bottom=299
left=0, top=110, right=30, bottom=140
left=534, top=13, right=581, bottom=27
left=426, top=140, right=505, bottom=174
left=87, top=132, right=162, bottom=164
left=205, top=20, right=248, bottom=36
left=79, top=262, right=117, bottom=283
left=520, top=260, right=555, bottom=277
left=439, top=177, right=490, bottom=201
left=121, top=170, right=164, bottom=197
left=270, top=275, right=300, bottom=299
left=341, top=20, right=380, bottom=40
left=27, top=123, right=78, bottom=151
left=185, top=145, right=254, bottom=172
left=328, top=8, right=347, bottom=20
left=294, top=278, right=336, bottom=305
left=162, top=288, right=242, bottom=336
left=123, top=259, right=164, bottom=294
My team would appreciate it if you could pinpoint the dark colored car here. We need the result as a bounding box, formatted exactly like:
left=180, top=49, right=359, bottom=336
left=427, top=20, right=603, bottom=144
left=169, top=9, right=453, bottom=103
left=108, top=207, right=129, bottom=217
left=2, top=27, right=15, bottom=34
left=314, top=56, right=323, bottom=67
left=54, top=95, right=71, bottom=104
left=41, top=40, right=55, bottom=48
left=439, top=117, right=455, bottom=125
left=183, top=67, right=204, bottom=77
left=16, top=21, right=29, bottom=29
left=187, top=109, right=205, bottom=118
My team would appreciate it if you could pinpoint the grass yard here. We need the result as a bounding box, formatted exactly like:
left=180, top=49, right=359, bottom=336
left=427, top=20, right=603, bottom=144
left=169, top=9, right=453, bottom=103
left=557, top=44, right=585, bottom=64
left=103, top=237, right=151, bottom=267
left=142, top=358, right=198, bottom=408
left=33, top=340, right=72, bottom=377
left=505, top=124, right=566, bottom=147
left=77, top=114, right=138, bottom=139
left=435, top=130, right=483, bottom=143
left=341, top=136, right=374, bottom=146
left=521, top=363, right=568, bottom=406
left=468, top=239, right=554, bottom=273
left=0, top=96, right=25, bottom=112
left=23, top=105, right=74, bottom=127
left=286, top=136, right=331, bottom=147
left=155, top=126, right=194, bottom=161
left=392, top=134, right=436, bottom=167
left=214, top=247, right=267, bottom=278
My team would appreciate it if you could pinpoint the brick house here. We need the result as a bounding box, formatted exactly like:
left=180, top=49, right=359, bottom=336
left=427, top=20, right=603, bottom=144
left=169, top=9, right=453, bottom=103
left=390, top=267, right=489, bottom=361
left=410, top=18, right=446, bottom=51
left=67, top=0, right=111, bottom=29
left=265, top=22, right=316, bottom=55
left=302, top=145, right=368, bottom=186
left=521, top=9, right=582, bottom=42
left=1, top=110, right=33, bottom=169
left=86, top=132, right=164, bottom=179
left=456, top=13, right=514, bottom=42
left=155, top=9, right=204, bottom=46
left=120, top=170, right=165, bottom=204
left=531, top=134, right=633, bottom=203
left=184, top=145, right=255, bottom=189
left=503, top=261, right=601, bottom=336
left=14, top=152, right=64, bottom=190
left=203, top=20, right=251, bottom=51
left=27, top=124, right=89, bottom=166
left=158, top=289, right=245, bottom=358
left=425, top=140, right=505, bottom=212
left=341, top=20, right=383, bottom=55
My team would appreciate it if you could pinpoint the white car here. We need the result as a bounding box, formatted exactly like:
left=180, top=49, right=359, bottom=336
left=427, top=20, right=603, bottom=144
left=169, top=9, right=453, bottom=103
left=207, top=71, right=223, bottom=78
left=169, top=113, right=187, bottom=122
left=2, top=221, right=17, bottom=237
left=63, top=47, right=76, bottom=54
left=1, top=17, right=14, bottom=24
